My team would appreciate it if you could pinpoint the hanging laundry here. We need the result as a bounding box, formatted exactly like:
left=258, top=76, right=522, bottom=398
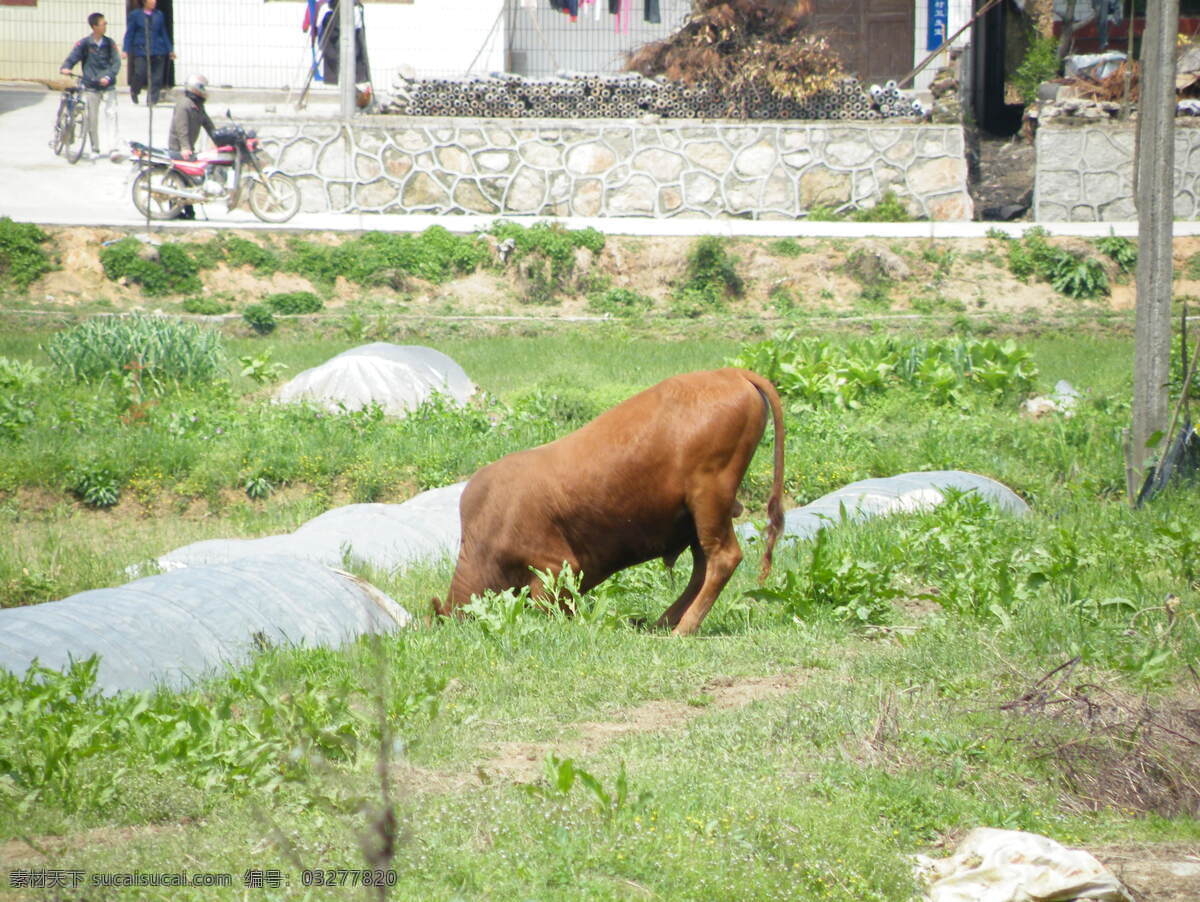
left=615, top=0, right=632, bottom=33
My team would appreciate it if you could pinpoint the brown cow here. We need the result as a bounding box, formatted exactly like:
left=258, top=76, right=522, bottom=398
left=435, top=368, right=785, bottom=635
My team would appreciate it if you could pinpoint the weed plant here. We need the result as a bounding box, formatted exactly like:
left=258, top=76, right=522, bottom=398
left=586, top=286, right=653, bottom=317
left=44, top=315, right=226, bottom=387
left=490, top=221, right=606, bottom=304
left=264, top=291, right=323, bottom=315
left=993, top=228, right=1120, bottom=300
left=242, top=304, right=276, bottom=334
left=180, top=296, right=231, bottom=315
left=99, top=238, right=202, bottom=296
left=671, top=235, right=744, bottom=316
left=729, top=333, right=1037, bottom=411
left=0, top=217, right=54, bottom=292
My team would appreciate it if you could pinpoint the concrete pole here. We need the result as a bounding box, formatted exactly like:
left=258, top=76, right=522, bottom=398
left=340, top=0, right=356, bottom=118
left=1131, top=0, right=1179, bottom=488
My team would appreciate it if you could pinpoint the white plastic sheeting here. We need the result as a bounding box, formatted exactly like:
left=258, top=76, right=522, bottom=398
left=917, top=828, right=1132, bottom=902
left=0, top=557, right=411, bottom=695
left=158, top=482, right=467, bottom=573
left=275, top=343, right=476, bottom=416
left=737, top=470, right=1028, bottom=544
left=158, top=471, right=1025, bottom=575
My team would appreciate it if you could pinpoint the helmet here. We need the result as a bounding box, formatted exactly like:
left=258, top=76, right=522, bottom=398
left=184, top=73, right=208, bottom=101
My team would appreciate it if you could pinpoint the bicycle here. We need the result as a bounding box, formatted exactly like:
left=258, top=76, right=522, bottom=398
left=51, top=77, right=90, bottom=164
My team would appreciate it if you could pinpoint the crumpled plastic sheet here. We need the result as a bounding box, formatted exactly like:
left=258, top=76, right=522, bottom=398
left=916, top=828, right=1132, bottom=902
left=0, top=556, right=411, bottom=695
left=274, top=342, right=475, bottom=416
left=736, top=470, right=1029, bottom=544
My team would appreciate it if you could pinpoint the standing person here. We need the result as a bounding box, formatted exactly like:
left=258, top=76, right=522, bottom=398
left=60, top=12, right=121, bottom=159
left=122, top=0, right=173, bottom=105
left=168, top=74, right=215, bottom=220
left=318, top=0, right=369, bottom=87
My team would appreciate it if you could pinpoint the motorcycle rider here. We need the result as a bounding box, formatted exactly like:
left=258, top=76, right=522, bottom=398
left=168, top=73, right=216, bottom=220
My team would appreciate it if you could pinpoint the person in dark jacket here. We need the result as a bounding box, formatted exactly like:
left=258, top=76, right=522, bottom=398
left=60, top=12, right=121, bottom=158
left=168, top=74, right=215, bottom=220
left=318, top=0, right=369, bottom=86
left=122, top=0, right=173, bottom=105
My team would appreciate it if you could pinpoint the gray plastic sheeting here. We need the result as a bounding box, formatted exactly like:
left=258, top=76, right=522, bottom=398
left=159, top=470, right=1025, bottom=576
left=737, top=470, right=1029, bottom=544
left=157, top=482, right=467, bottom=573
left=0, top=557, right=411, bottom=695
left=1, top=470, right=1025, bottom=694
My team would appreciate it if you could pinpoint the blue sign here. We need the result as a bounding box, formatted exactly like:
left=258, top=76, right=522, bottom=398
left=927, top=0, right=949, bottom=51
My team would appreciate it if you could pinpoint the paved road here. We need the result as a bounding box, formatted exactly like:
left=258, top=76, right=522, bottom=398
left=1, top=80, right=1193, bottom=237
left=0, top=83, right=329, bottom=229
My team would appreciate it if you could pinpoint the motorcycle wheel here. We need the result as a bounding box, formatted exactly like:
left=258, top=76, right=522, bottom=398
left=64, top=102, right=88, bottom=164
left=248, top=173, right=300, bottom=223
left=131, top=168, right=188, bottom=220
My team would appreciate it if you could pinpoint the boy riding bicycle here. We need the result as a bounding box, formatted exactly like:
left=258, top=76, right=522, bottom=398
left=60, top=12, right=120, bottom=160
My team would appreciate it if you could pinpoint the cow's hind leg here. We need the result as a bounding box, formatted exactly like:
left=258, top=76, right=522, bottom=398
left=671, top=496, right=743, bottom=636
left=654, top=541, right=705, bottom=630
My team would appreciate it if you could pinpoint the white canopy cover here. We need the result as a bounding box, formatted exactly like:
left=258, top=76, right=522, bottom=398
left=275, top=343, right=476, bottom=416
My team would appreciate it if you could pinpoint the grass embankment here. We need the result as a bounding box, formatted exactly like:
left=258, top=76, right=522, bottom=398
left=0, top=315, right=1198, bottom=901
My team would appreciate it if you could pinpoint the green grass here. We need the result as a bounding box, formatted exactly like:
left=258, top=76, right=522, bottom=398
left=1, top=320, right=1198, bottom=899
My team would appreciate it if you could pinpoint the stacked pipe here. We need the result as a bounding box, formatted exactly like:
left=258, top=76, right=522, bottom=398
left=868, top=80, right=929, bottom=119
left=382, top=73, right=928, bottom=121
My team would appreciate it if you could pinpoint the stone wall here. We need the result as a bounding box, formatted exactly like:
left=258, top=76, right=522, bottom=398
left=1035, top=122, right=1200, bottom=221
left=247, top=116, right=973, bottom=220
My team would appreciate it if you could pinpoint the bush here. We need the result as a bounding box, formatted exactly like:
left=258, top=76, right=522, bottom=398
left=99, top=238, right=201, bottom=296
left=490, top=222, right=606, bottom=304
left=587, top=287, right=653, bottom=317
left=1013, top=34, right=1061, bottom=104
left=224, top=236, right=280, bottom=273
left=281, top=228, right=488, bottom=287
left=672, top=236, right=743, bottom=313
left=45, top=315, right=226, bottom=386
left=264, top=291, right=323, bottom=315
left=181, top=296, right=231, bottom=315
left=242, top=304, right=277, bottom=335
left=0, top=217, right=54, bottom=291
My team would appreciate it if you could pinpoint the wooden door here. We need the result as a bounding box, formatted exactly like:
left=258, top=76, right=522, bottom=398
left=811, top=0, right=915, bottom=85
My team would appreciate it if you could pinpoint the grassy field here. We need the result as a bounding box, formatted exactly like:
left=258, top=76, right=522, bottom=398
left=1, top=312, right=1199, bottom=901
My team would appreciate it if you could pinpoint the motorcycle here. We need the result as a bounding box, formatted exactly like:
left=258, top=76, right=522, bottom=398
left=129, top=116, right=301, bottom=223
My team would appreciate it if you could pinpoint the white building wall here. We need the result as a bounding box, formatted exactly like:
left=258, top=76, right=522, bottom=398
left=179, top=0, right=508, bottom=92
left=911, top=0, right=973, bottom=92
left=1, top=0, right=507, bottom=90
left=1, top=0, right=128, bottom=81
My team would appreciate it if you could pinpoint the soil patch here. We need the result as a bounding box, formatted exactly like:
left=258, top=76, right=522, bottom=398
left=392, top=670, right=809, bottom=793
left=1091, top=843, right=1200, bottom=902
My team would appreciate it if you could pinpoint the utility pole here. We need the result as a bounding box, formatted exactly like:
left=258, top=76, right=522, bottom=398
left=1130, top=0, right=1179, bottom=492
left=339, top=0, right=356, bottom=117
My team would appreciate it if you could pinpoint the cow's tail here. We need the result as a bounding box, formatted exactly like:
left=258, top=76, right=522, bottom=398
left=742, top=370, right=785, bottom=582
